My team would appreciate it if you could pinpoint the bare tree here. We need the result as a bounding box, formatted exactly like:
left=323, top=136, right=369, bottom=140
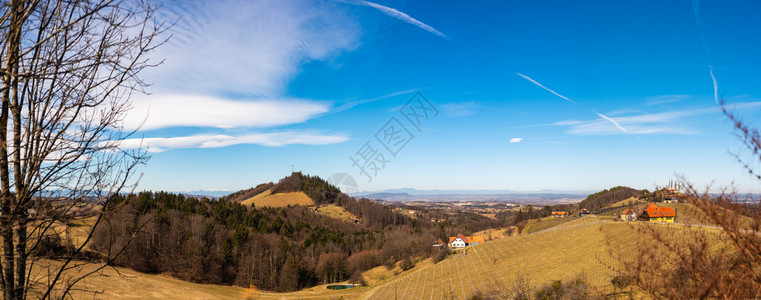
left=610, top=100, right=761, bottom=299
left=0, top=0, right=165, bottom=298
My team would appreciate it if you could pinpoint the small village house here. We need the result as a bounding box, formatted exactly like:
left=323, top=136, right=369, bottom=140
left=448, top=234, right=485, bottom=249
left=619, top=208, right=636, bottom=221
left=641, top=203, right=676, bottom=223
left=449, top=234, right=468, bottom=249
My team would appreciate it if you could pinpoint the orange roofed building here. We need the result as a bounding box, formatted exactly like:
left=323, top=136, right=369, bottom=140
left=641, top=203, right=676, bottom=223
left=448, top=234, right=485, bottom=249
left=551, top=211, right=568, bottom=217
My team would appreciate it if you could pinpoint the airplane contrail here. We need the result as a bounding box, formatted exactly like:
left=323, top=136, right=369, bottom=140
left=710, top=66, right=719, bottom=104
left=516, top=73, right=578, bottom=105
left=592, top=110, right=627, bottom=132
left=362, top=0, right=448, bottom=38
left=335, top=0, right=448, bottom=39
left=516, top=72, right=627, bottom=133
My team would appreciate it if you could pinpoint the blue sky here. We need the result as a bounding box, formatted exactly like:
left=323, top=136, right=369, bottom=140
left=122, top=0, right=761, bottom=193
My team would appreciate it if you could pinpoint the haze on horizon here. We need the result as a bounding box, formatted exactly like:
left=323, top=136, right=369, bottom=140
left=126, top=0, right=761, bottom=194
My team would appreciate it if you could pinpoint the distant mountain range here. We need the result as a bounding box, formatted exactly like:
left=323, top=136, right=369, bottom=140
left=175, top=187, right=593, bottom=204
left=180, top=190, right=235, bottom=198
left=360, top=188, right=595, bottom=196
left=359, top=188, right=593, bottom=204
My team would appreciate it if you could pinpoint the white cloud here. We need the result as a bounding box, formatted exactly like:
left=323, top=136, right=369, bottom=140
left=441, top=101, right=480, bottom=117
left=147, top=0, right=360, bottom=96
left=119, top=132, right=350, bottom=153
left=124, top=94, right=329, bottom=131
left=114, top=1, right=365, bottom=151
left=509, top=138, right=523, bottom=143
left=645, top=95, right=691, bottom=106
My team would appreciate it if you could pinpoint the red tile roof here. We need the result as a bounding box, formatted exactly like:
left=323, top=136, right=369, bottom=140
left=643, top=203, right=676, bottom=218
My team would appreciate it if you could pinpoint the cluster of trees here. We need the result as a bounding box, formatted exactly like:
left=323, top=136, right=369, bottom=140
left=576, top=186, right=641, bottom=211
left=493, top=187, right=644, bottom=230
left=86, top=179, right=497, bottom=292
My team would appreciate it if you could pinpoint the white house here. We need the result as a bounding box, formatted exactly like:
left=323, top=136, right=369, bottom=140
left=449, top=236, right=467, bottom=249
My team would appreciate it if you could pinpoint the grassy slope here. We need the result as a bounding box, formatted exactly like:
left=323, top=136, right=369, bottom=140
left=239, top=188, right=272, bottom=207
left=314, top=204, right=358, bottom=222
left=522, top=216, right=580, bottom=234
left=365, top=219, right=629, bottom=299
left=472, top=227, right=518, bottom=240
left=29, top=259, right=246, bottom=299
left=240, top=191, right=314, bottom=208
left=606, top=197, right=645, bottom=208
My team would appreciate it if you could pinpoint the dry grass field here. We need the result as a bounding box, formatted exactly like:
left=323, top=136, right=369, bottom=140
left=521, top=216, right=580, bottom=234
left=27, top=259, right=246, bottom=299
left=606, top=197, right=645, bottom=208
left=239, top=189, right=272, bottom=207
left=240, top=191, right=314, bottom=208
left=364, top=217, right=626, bottom=300
left=472, top=226, right=518, bottom=240
left=313, top=204, right=359, bottom=222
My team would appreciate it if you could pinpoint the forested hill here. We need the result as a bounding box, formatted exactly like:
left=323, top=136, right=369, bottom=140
left=222, top=172, right=340, bottom=204
left=578, top=186, right=642, bottom=211
left=85, top=173, right=499, bottom=293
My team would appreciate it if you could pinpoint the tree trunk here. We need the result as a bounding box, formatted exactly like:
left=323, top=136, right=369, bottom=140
left=14, top=218, right=26, bottom=299
left=1, top=1, right=18, bottom=296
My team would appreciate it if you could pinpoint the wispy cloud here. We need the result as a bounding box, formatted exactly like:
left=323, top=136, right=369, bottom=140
left=516, top=72, right=626, bottom=133
left=509, top=137, right=523, bottom=143
left=118, top=1, right=363, bottom=151
left=332, top=89, right=418, bottom=114
left=441, top=101, right=481, bottom=117
left=645, top=95, right=691, bottom=106
left=336, top=0, right=448, bottom=39
left=118, top=132, right=350, bottom=153
left=149, top=0, right=360, bottom=96
left=555, top=102, right=761, bottom=135
left=516, top=73, right=577, bottom=105
left=124, top=94, right=330, bottom=131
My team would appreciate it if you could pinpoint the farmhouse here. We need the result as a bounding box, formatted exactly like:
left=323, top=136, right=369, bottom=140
left=619, top=208, right=636, bottom=221
left=551, top=211, right=568, bottom=217
left=641, top=203, right=676, bottom=223
left=448, top=234, right=486, bottom=249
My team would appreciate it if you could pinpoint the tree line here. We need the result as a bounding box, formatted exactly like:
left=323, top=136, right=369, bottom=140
left=78, top=173, right=500, bottom=292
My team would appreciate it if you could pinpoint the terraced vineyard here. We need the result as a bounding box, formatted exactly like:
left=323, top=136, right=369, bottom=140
left=364, top=217, right=629, bottom=299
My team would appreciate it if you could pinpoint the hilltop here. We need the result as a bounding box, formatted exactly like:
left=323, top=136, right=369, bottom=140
left=577, top=186, right=642, bottom=211
left=58, top=172, right=502, bottom=294
left=222, top=172, right=340, bottom=208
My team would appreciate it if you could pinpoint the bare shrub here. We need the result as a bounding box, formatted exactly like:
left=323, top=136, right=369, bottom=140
left=610, top=101, right=761, bottom=298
